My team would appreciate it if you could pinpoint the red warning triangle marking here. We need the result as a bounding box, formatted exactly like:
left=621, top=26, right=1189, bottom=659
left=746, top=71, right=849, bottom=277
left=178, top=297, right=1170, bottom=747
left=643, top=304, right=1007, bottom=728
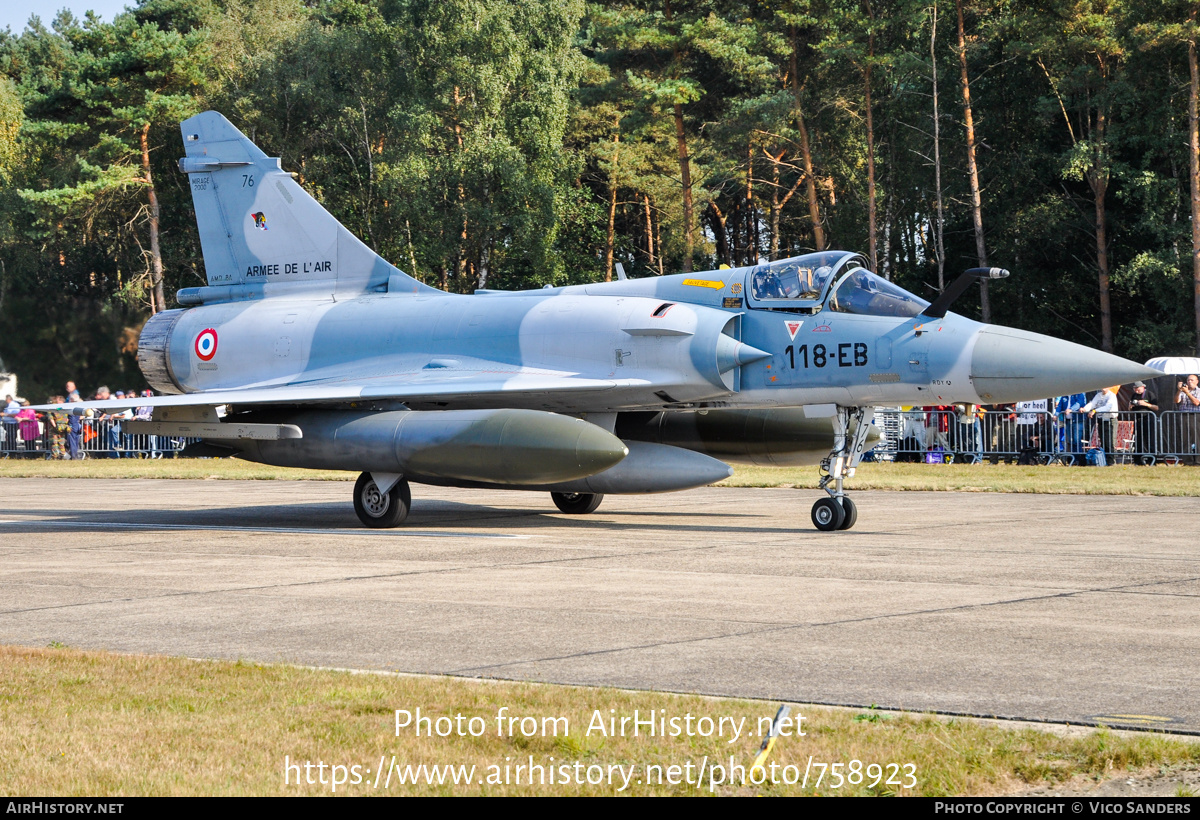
left=785, top=320, right=803, bottom=340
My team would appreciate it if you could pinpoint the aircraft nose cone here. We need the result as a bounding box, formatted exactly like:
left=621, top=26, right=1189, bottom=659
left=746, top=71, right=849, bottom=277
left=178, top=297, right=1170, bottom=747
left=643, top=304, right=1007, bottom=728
left=970, top=326, right=1160, bottom=403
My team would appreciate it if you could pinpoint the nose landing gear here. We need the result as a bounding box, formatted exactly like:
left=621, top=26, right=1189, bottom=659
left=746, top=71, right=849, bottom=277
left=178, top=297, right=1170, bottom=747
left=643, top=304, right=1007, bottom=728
left=810, top=406, right=873, bottom=531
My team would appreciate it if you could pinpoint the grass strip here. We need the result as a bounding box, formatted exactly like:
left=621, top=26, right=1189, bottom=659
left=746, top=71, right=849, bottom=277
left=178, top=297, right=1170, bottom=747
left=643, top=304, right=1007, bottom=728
left=2, top=645, right=1197, bottom=796
left=2, top=458, right=1200, bottom=496
left=721, top=462, right=1200, bottom=496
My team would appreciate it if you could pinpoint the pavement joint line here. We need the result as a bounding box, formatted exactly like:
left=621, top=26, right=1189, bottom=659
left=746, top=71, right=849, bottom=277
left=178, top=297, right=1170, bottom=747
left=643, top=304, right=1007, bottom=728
left=8, top=509, right=1196, bottom=560
left=0, top=541, right=745, bottom=617
left=6, top=516, right=1197, bottom=566
left=0, top=518, right=531, bottom=539
left=453, top=575, right=1200, bottom=676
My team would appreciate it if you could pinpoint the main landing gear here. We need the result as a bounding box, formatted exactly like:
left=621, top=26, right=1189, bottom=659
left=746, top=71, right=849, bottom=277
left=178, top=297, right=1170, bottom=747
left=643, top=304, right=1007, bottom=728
left=550, top=491, right=604, bottom=514
left=354, top=472, right=411, bottom=528
left=811, top=406, right=873, bottom=532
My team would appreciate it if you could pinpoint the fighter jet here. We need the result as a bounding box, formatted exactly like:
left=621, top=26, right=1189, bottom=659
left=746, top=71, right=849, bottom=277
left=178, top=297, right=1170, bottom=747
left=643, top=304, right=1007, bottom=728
left=42, top=111, right=1157, bottom=530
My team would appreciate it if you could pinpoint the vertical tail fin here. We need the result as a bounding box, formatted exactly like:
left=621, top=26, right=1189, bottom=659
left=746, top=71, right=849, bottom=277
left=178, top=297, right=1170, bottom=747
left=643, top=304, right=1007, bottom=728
left=177, top=111, right=435, bottom=300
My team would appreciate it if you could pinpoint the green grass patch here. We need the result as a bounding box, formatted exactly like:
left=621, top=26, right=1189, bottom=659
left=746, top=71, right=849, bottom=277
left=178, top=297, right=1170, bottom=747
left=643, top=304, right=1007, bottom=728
left=2, top=457, right=1199, bottom=496
left=0, top=457, right=352, bottom=481
left=2, top=645, right=1197, bottom=796
left=719, top=462, right=1200, bottom=496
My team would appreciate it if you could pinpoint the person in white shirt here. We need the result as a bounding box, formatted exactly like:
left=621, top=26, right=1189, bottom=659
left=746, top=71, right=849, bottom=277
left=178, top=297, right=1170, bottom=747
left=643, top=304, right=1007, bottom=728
left=2, top=395, right=20, bottom=452
left=1079, top=387, right=1118, bottom=465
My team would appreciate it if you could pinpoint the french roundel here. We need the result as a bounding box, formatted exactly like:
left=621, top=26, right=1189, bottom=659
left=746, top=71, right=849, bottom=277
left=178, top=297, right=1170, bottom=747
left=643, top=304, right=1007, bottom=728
left=194, top=328, right=218, bottom=361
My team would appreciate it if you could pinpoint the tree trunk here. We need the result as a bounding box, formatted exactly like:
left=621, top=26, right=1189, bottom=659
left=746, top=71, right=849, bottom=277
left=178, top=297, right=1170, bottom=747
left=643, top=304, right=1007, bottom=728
left=655, top=203, right=665, bottom=276
left=1190, top=36, right=1200, bottom=355
left=790, top=25, right=825, bottom=250
left=476, top=241, right=490, bottom=291
left=674, top=102, right=694, bottom=272
left=746, top=140, right=758, bottom=264
left=605, top=128, right=620, bottom=282
left=644, top=194, right=656, bottom=273
left=766, top=148, right=803, bottom=261
left=664, top=0, right=694, bottom=273
left=770, top=150, right=781, bottom=260
left=709, top=201, right=729, bottom=266
left=957, top=0, right=990, bottom=320
left=1091, top=110, right=1113, bottom=353
left=931, top=4, right=945, bottom=293
left=453, top=86, right=468, bottom=290
left=865, top=66, right=877, bottom=272
left=405, top=218, right=418, bottom=280
left=865, top=5, right=878, bottom=272
left=140, top=123, right=165, bottom=314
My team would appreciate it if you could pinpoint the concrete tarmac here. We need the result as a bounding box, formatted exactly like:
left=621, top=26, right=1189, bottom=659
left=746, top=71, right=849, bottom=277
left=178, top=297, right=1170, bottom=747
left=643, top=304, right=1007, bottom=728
left=1, top=478, right=1196, bottom=733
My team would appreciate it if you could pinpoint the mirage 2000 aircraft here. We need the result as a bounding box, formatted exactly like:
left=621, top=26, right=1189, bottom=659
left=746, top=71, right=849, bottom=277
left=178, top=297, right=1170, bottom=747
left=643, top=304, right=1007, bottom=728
left=44, top=111, right=1157, bottom=531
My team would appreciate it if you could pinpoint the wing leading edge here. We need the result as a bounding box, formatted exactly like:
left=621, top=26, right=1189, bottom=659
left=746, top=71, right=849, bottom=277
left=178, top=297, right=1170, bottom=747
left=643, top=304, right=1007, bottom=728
left=32, top=370, right=638, bottom=414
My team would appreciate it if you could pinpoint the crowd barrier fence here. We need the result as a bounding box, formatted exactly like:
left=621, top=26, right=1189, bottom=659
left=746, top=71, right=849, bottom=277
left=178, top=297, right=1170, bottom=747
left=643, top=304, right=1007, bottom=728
left=873, top=408, right=1169, bottom=465
left=4, top=409, right=1199, bottom=465
left=0, top=417, right=189, bottom=459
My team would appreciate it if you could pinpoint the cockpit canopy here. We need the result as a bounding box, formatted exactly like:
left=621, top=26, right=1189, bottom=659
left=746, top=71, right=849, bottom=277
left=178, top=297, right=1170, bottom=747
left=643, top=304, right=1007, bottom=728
left=827, top=268, right=929, bottom=318
left=747, top=251, right=929, bottom=318
left=748, top=251, right=850, bottom=305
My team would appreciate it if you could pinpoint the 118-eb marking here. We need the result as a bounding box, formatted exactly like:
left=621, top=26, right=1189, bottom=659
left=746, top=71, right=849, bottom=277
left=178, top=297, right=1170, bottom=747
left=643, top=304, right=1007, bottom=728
left=785, top=343, right=869, bottom=369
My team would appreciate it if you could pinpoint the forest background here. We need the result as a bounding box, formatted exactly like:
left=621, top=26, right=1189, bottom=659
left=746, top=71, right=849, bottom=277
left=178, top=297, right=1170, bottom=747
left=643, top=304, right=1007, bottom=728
left=0, top=0, right=1197, bottom=402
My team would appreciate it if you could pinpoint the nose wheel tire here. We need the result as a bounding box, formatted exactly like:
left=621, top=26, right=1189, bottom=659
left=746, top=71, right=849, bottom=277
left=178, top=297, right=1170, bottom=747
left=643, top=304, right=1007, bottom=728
left=353, top=472, right=411, bottom=528
left=551, top=492, right=603, bottom=515
left=811, top=497, right=845, bottom=531
left=837, top=497, right=857, bottom=530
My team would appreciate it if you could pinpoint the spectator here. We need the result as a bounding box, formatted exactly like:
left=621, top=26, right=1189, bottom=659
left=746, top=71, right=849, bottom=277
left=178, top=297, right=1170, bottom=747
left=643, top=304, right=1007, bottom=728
left=1057, top=393, right=1088, bottom=463
left=1080, top=386, right=1119, bottom=465
left=1128, top=381, right=1159, bottom=459
left=1175, top=375, right=1200, bottom=462
left=92, top=386, right=121, bottom=458
left=134, top=390, right=160, bottom=457
left=47, top=396, right=68, bottom=459
left=923, top=405, right=952, bottom=456
left=987, top=403, right=1018, bottom=464
left=954, top=403, right=983, bottom=462
left=66, top=394, right=83, bottom=460
left=2, top=394, right=19, bottom=453
left=17, top=400, right=40, bottom=456
left=111, top=391, right=133, bottom=457
left=1015, top=398, right=1050, bottom=465
left=1177, top=375, right=1200, bottom=411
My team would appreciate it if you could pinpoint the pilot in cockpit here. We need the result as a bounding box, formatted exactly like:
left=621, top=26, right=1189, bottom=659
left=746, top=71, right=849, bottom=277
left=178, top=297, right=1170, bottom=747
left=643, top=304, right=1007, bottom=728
left=752, top=270, right=787, bottom=299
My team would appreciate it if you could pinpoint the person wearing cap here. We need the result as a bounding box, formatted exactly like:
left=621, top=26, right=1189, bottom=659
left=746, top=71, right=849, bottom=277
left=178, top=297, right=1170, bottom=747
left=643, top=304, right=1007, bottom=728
left=66, top=393, right=83, bottom=459
left=1128, top=381, right=1158, bottom=460
left=46, top=396, right=68, bottom=459
left=110, top=391, right=134, bottom=457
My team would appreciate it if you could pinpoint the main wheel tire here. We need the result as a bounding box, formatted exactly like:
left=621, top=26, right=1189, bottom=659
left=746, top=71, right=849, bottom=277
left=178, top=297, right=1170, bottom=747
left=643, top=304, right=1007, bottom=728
left=551, top=491, right=604, bottom=515
left=837, top=496, right=857, bottom=530
left=811, top=497, right=845, bottom=531
left=353, top=472, right=411, bottom=528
